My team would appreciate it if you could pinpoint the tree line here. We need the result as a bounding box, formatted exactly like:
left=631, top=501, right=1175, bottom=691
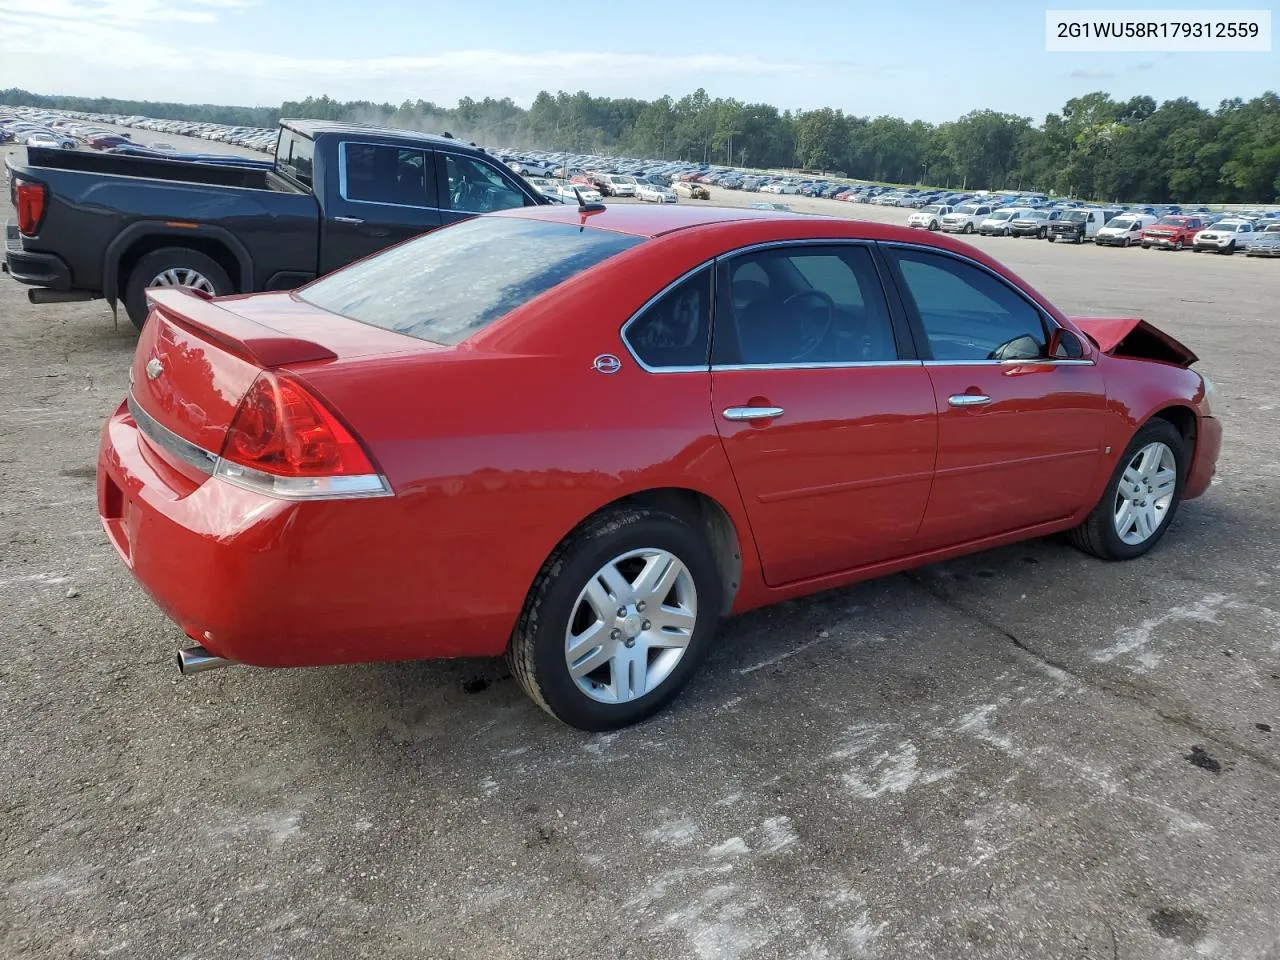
left=4, top=86, right=1278, bottom=202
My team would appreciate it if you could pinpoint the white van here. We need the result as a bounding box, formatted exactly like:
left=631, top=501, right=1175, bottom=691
left=1095, top=213, right=1158, bottom=247
left=977, top=208, right=1023, bottom=236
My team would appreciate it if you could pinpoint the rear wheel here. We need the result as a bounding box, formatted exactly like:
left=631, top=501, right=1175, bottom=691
left=508, top=507, right=723, bottom=731
left=1070, top=419, right=1186, bottom=561
left=124, top=248, right=232, bottom=330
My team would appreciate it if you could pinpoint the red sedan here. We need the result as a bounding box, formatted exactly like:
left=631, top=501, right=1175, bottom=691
left=97, top=204, right=1222, bottom=730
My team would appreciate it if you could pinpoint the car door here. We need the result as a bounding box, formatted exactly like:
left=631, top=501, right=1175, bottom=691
left=709, top=242, right=938, bottom=587
left=436, top=151, right=541, bottom=226
left=880, top=243, right=1108, bottom=550
left=321, top=141, right=445, bottom=275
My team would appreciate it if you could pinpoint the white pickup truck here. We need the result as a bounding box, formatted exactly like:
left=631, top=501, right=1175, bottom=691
left=939, top=203, right=993, bottom=234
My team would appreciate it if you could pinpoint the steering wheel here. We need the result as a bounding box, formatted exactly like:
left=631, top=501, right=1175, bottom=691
left=781, top=290, right=835, bottom=360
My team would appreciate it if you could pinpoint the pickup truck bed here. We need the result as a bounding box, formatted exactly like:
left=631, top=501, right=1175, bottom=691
left=15, top=147, right=299, bottom=192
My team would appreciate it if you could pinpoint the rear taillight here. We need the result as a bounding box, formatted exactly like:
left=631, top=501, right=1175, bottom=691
left=15, top=178, right=47, bottom=237
left=215, top=372, right=390, bottom=499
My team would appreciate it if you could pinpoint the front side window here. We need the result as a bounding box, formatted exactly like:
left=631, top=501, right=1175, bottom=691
left=716, top=245, right=898, bottom=365
left=444, top=154, right=528, bottom=213
left=624, top=268, right=712, bottom=369
left=297, top=217, right=643, bottom=345
left=889, top=248, right=1048, bottom=362
left=341, top=143, right=437, bottom=208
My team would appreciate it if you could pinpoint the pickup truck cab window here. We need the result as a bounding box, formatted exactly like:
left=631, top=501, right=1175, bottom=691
left=340, top=143, right=438, bottom=208
left=275, top=129, right=314, bottom=188
left=443, top=154, right=529, bottom=213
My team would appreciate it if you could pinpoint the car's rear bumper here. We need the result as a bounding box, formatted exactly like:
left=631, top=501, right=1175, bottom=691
left=97, top=400, right=513, bottom=668
left=4, top=221, right=74, bottom=290
left=1185, top=414, right=1222, bottom=501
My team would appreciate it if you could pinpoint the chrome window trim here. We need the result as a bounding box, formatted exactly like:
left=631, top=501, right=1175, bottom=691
left=127, top=392, right=218, bottom=475
left=922, top=358, right=1096, bottom=367
left=336, top=139, right=441, bottom=211
left=713, top=360, right=923, bottom=372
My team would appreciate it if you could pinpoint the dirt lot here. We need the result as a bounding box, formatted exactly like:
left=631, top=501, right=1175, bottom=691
left=3, top=130, right=1280, bottom=960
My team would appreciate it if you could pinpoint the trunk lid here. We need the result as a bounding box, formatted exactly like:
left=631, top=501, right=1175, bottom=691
left=1070, top=316, right=1198, bottom=368
left=129, top=288, right=435, bottom=482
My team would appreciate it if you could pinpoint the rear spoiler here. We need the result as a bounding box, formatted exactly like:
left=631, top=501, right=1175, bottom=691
left=1070, top=316, right=1198, bottom=368
left=146, top=288, right=337, bottom=367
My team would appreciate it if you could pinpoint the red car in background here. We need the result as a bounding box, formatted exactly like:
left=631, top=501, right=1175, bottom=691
left=1142, top=215, right=1205, bottom=250
left=98, top=205, right=1221, bottom=730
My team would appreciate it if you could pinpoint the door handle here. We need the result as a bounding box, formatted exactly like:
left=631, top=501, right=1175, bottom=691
left=948, top=394, right=991, bottom=407
left=723, top=406, right=784, bottom=421
left=333, top=216, right=364, bottom=224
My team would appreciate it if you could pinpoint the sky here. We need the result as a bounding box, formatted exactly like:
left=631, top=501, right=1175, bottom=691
left=0, top=0, right=1275, bottom=123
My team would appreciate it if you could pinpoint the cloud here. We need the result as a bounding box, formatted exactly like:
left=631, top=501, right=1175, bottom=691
left=1069, top=68, right=1114, bottom=79
left=0, top=0, right=886, bottom=109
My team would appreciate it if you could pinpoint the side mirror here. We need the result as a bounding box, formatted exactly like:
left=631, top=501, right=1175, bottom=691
left=1049, top=328, right=1085, bottom=360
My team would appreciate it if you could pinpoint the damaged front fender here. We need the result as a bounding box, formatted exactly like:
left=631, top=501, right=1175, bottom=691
left=1070, top=316, right=1199, bottom=368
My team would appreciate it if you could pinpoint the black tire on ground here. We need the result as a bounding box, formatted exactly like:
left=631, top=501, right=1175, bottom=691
left=124, top=248, right=233, bottom=330
left=508, top=506, right=724, bottom=731
left=1039, top=228, right=1047, bottom=239
left=1174, top=238, right=1184, bottom=251
left=1048, top=235, right=1057, bottom=243
left=1069, top=418, right=1188, bottom=561
left=1224, top=242, right=1235, bottom=255
left=963, top=223, right=974, bottom=234
left=929, top=220, right=939, bottom=230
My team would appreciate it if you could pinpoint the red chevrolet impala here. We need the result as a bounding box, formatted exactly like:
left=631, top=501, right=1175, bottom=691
left=97, top=203, right=1221, bottom=730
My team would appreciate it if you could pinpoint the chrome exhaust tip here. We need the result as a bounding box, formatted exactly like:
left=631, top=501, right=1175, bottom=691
left=177, top=645, right=237, bottom=674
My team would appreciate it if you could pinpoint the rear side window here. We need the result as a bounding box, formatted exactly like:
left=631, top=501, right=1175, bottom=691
left=275, top=130, right=314, bottom=188
left=341, top=143, right=438, bottom=208
left=297, top=217, right=643, bottom=345
left=624, top=268, right=712, bottom=369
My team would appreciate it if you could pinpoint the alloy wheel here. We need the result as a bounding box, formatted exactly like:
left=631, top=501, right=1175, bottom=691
left=564, top=548, right=698, bottom=704
left=1113, top=442, right=1177, bottom=545
left=147, top=267, right=216, bottom=294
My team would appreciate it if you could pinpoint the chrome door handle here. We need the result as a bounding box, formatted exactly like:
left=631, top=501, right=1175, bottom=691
left=333, top=216, right=365, bottom=224
left=723, top=406, right=784, bottom=421
left=948, top=394, right=991, bottom=407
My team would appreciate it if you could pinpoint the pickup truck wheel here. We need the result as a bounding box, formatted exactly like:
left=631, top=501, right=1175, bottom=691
left=125, top=248, right=232, bottom=330
left=962, top=223, right=974, bottom=234
left=508, top=506, right=723, bottom=731
left=1174, top=239, right=1184, bottom=251
left=1224, top=242, right=1235, bottom=255
left=1070, top=419, right=1186, bottom=561
left=1047, top=235, right=1056, bottom=243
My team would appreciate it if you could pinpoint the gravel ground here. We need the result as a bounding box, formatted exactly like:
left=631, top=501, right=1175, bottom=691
left=2, top=128, right=1279, bottom=960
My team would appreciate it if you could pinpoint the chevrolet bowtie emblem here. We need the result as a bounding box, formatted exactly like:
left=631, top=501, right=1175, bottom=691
left=145, top=358, right=164, bottom=380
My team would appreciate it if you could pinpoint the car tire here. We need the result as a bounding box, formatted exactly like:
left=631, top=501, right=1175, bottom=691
left=1048, top=235, right=1057, bottom=243
left=1224, top=242, right=1235, bottom=255
left=1142, top=242, right=1150, bottom=249
left=1069, top=418, right=1187, bottom=562
left=1122, top=236, right=1131, bottom=247
left=124, top=247, right=233, bottom=330
left=963, top=223, right=974, bottom=234
left=508, top=506, right=724, bottom=731
left=929, top=220, right=939, bottom=231
left=1039, top=228, right=1047, bottom=239
left=1174, top=239, right=1184, bottom=251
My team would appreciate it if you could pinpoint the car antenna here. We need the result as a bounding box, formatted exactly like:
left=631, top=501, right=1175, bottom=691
left=573, top=187, right=606, bottom=214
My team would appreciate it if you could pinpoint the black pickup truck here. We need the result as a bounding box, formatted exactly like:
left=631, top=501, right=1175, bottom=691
left=4, top=119, right=552, bottom=326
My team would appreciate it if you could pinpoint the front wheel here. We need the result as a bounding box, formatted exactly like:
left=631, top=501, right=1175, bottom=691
left=1174, top=238, right=1184, bottom=251
left=1224, top=241, right=1235, bottom=255
left=1048, top=235, right=1057, bottom=243
left=1070, top=418, right=1186, bottom=561
left=124, top=247, right=233, bottom=330
left=508, top=507, right=723, bottom=731
left=929, top=219, right=939, bottom=231
left=963, top=222, right=974, bottom=234
left=1038, top=228, right=1047, bottom=239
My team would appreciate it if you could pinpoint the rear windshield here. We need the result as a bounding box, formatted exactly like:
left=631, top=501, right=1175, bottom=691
left=297, top=217, right=643, bottom=345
